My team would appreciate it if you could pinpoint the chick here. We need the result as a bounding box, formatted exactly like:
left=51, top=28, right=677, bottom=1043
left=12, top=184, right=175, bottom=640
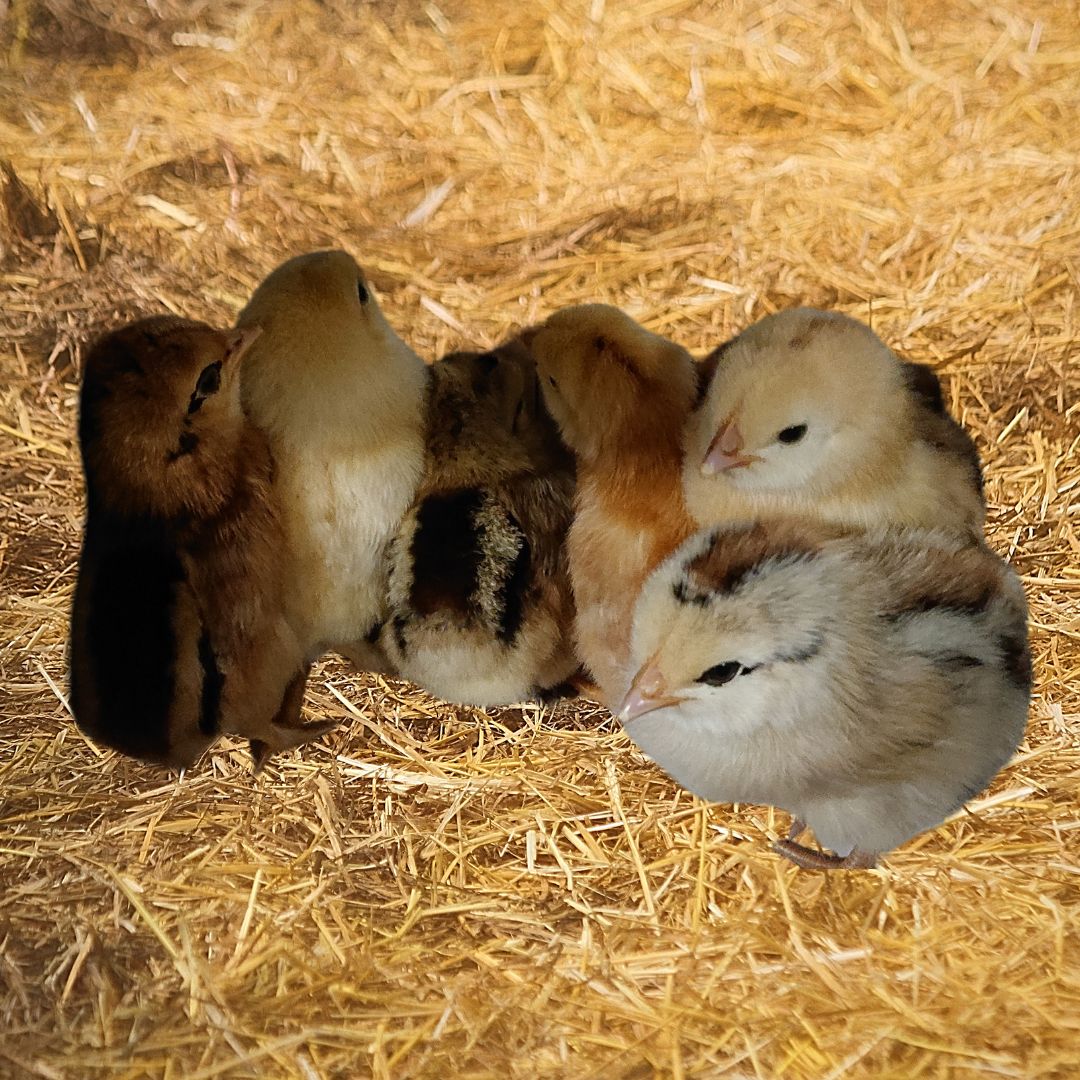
left=527, top=304, right=699, bottom=707
left=683, top=308, right=986, bottom=539
left=236, top=250, right=429, bottom=671
left=71, top=316, right=333, bottom=769
left=619, top=520, right=1031, bottom=868
left=382, top=340, right=577, bottom=703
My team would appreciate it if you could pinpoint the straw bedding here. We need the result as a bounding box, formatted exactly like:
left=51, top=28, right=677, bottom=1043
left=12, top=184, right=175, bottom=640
left=1, top=0, right=1078, bottom=1076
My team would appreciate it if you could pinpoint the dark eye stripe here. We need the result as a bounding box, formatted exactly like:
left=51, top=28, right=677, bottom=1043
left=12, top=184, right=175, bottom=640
left=167, top=431, right=200, bottom=462
left=188, top=362, right=222, bottom=413
left=195, top=362, right=222, bottom=396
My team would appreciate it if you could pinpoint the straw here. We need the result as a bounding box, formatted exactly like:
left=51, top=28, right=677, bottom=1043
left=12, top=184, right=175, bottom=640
left=2, top=1, right=1078, bottom=1076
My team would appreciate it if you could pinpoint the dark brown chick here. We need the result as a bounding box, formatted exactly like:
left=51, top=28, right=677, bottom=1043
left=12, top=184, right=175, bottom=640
left=71, top=316, right=333, bottom=770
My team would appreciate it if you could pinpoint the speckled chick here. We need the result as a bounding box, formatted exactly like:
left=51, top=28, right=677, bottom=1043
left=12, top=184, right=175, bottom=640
left=619, top=520, right=1031, bottom=868
left=71, top=316, right=333, bottom=769
left=683, top=308, right=986, bottom=540
left=527, top=304, right=699, bottom=707
left=237, top=250, right=429, bottom=672
left=382, top=340, right=577, bottom=703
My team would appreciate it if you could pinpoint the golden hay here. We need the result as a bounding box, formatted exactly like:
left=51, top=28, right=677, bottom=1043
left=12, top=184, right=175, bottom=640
left=1, top=0, right=1078, bottom=1076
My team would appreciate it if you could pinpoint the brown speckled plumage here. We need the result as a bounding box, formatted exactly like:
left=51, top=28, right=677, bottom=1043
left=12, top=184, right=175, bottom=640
left=382, top=340, right=577, bottom=704
left=622, top=521, right=1031, bottom=868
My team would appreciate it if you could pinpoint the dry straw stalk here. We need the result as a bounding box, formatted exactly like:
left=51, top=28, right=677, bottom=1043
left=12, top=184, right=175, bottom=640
left=1, top=0, right=1078, bottom=1076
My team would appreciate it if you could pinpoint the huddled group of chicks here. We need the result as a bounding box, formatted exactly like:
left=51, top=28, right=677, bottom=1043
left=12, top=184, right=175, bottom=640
left=70, top=250, right=1032, bottom=870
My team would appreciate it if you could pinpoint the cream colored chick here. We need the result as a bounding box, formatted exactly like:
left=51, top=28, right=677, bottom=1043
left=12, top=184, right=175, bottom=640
left=71, top=317, right=332, bottom=770
left=684, top=308, right=985, bottom=539
left=619, top=520, right=1031, bottom=868
left=382, top=340, right=577, bottom=703
left=237, top=250, right=428, bottom=671
left=527, top=304, right=698, bottom=707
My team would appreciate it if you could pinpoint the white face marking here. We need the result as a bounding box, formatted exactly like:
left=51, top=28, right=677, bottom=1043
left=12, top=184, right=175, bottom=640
left=718, top=419, right=834, bottom=492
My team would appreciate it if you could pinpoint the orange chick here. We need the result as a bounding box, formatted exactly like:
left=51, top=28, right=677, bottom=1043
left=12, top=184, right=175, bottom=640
left=526, top=304, right=698, bottom=707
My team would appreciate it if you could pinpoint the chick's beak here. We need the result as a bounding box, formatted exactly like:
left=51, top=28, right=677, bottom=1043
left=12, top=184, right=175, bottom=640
left=702, top=419, right=753, bottom=474
left=618, top=664, right=684, bottom=723
left=224, top=325, right=263, bottom=364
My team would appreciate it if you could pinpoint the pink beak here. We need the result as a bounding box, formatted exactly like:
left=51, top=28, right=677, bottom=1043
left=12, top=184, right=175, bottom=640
left=702, top=419, right=753, bottom=475
left=618, top=663, right=684, bottom=723
left=225, top=324, right=263, bottom=363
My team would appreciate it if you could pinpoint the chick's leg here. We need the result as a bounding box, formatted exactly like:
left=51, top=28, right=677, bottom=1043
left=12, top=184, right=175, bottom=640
left=249, top=663, right=338, bottom=773
left=772, top=837, right=878, bottom=871
left=339, top=635, right=398, bottom=677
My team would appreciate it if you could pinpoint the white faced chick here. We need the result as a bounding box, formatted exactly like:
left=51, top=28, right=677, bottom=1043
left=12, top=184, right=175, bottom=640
left=619, top=520, right=1031, bottom=868
left=526, top=304, right=699, bottom=707
left=71, top=317, right=333, bottom=769
left=683, top=308, right=986, bottom=540
left=237, top=250, right=428, bottom=671
left=382, top=340, right=578, bottom=704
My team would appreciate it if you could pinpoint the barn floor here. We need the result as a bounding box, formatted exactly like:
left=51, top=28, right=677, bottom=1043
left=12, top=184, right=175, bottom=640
left=1, top=1, right=1078, bottom=1077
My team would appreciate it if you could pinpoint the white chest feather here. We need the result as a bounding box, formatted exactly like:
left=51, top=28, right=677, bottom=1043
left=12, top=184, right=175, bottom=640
left=281, top=435, right=424, bottom=651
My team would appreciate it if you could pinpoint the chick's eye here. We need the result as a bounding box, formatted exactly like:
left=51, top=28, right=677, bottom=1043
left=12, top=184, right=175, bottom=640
left=193, top=361, right=221, bottom=398
left=357, top=280, right=369, bottom=304
left=547, top=375, right=558, bottom=388
left=777, top=423, right=807, bottom=444
left=696, top=661, right=743, bottom=687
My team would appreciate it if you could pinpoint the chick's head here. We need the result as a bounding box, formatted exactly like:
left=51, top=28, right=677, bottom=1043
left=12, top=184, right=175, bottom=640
left=694, top=308, right=911, bottom=497
left=435, top=341, right=542, bottom=435
left=621, top=521, right=850, bottom=725
left=238, top=249, right=377, bottom=345
left=237, top=249, right=423, bottom=439
left=527, top=304, right=695, bottom=462
left=426, top=339, right=571, bottom=484
left=79, top=316, right=260, bottom=519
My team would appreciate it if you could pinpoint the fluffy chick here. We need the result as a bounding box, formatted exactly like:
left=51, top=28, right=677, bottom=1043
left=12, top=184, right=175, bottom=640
left=237, top=250, right=428, bottom=671
left=620, top=520, right=1031, bottom=868
left=71, top=316, right=332, bottom=769
left=382, top=340, right=577, bottom=703
left=683, top=308, right=986, bottom=539
left=527, top=304, right=698, bottom=706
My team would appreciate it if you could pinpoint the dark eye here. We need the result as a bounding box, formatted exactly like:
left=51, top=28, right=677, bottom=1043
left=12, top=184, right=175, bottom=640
left=357, top=279, right=369, bottom=304
left=188, top=362, right=222, bottom=412
left=477, top=352, right=499, bottom=375
left=195, top=362, right=221, bottom=396
left=696, top=661, right=743, bottom=687
left=547, top=375, right=558, bottom=388
left=777, top=424, right=807, bottom=444
left=594, top=336, right=606, bottom=351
